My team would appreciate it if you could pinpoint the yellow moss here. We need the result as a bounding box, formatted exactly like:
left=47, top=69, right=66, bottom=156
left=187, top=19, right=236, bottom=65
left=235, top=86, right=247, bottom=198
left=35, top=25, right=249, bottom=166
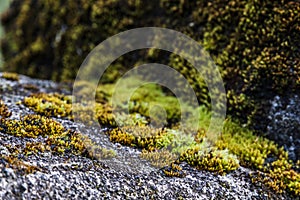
left=180, top=144, right=240, bottom=175
left=140, top=149, right=177, bottom=168
left=1, top=72, right=19, bottom=81
left=23, top=93, right=72, bottom=118
left=108, top=126, right=167, bottom=151
left=46, top=130, right=116, bottom=159
left=215, top=118, right=300, bottom=195
left=95, top=103, right=117, bottom=127
left=0, top=99, right=12, bottom=118
left=0, top=114, right=64, bottom=138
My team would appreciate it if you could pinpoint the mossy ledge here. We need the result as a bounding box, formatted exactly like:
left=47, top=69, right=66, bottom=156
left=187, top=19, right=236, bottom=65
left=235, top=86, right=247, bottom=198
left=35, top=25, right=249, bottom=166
left=11, top=76, right=299, bottom=196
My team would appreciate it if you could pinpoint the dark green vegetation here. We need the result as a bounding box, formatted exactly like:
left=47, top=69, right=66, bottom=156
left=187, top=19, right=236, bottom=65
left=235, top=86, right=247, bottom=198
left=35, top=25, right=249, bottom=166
left=0, top=0, right=300, bottom=196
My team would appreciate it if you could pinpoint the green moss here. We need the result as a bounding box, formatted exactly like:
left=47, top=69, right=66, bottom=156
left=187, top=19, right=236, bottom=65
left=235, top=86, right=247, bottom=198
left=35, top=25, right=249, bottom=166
left=108, top=126, right=168, bottom=151
left=1, top=72, right=19, bottom=81
left=215, top=118, right=300, bottom=195
left=215, top=119, right=278, bottom=169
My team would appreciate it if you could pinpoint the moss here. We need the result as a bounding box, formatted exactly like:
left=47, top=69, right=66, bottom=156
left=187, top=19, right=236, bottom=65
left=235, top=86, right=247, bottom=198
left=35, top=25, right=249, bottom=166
left=23, top=93, right=72, bottom=118
left=1, top=155, right=41, bottom=175
left=2, top=0, right=300, bottom=138
left=0, top=113, right=115, bottom=160
left=163, top=162, right=185, bottom=178
left=140, top=149, right=178, bottom=168
left=0, top=114, right=64, bottom=138
left=95, top=103, right=117, bottom=127
left=22, top=92, right=119, bottom=127
left=180, top=143, right=240, bottom=175
left=215, top=119, right=278, bottom=169
left=108, top=126, right=168, bottom=151
left=1, top=72, right=19, bottom=81
left=215, top=118, right=300, bottom=195
left=0, top=99, right=11, bottom=118
left=46, top=129, right=116, bottom=159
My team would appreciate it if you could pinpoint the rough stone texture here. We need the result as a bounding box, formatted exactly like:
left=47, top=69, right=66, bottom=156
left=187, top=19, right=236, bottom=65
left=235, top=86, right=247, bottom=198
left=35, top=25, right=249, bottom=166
left=267, top=95, right=300, bottom=162
left=0, top=73, right=296, bottom=199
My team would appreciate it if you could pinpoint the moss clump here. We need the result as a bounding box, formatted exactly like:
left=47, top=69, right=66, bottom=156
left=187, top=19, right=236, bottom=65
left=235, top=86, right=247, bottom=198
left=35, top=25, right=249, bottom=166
left=1, top=72, right=19, bottom=81
left=180, top=144, right=240, bottom=175
left=140, top=149, right=177, bottom=168
left=215, top=119, right=300, bottom=195
left=0, top=99, right=11, bottom=118
left=23, top=92, right=118, bottom=127
left=264, top=157, right=300, bottom=195
left=23, top=93, right=72, bottom=118
left=98, top=78, right=184, bottom=126
left=216, top=120, right=278, bottom=169
left=163, top=162, right=185, bottom=178
left=45, top=129, right=116, bottom=159
left=0, top=114, right=64, bottom=138
left=95, top=103, right=117, bottom=127
left=0, top=114, right=115, bottom=160
left=108, top=126, right=168, bottom=151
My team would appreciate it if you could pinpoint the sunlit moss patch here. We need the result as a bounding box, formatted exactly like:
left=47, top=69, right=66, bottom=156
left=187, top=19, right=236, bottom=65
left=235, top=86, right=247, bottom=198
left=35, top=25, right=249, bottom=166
left=215, top=119, right=300, bottom=195
left=23, top=93, right=72, bottom=118
left=1, top=72, right=19, bottom=81
left=180, top=143, right=240, bottom=175
left=140, top=149, right=177, bottom=168
left=108, top=126, right=168, bottom=151
left=0, top=114, right=64, bottom=138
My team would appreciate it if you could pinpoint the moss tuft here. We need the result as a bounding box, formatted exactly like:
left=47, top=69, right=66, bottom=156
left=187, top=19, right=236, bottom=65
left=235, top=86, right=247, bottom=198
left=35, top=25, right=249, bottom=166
left=0, top=99, right=11, bottom=118
left=23, top=93, right=72, bottom=118
left=1, top=72, right=19, bottom=81
left=140, top=149, right=177, bottom=168
left=180, top=144, right=240, bottom=175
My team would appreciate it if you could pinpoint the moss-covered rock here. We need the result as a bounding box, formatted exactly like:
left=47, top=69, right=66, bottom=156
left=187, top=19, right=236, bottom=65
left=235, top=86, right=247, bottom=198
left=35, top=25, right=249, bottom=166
left=1, top=1, right=299, bottom=140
